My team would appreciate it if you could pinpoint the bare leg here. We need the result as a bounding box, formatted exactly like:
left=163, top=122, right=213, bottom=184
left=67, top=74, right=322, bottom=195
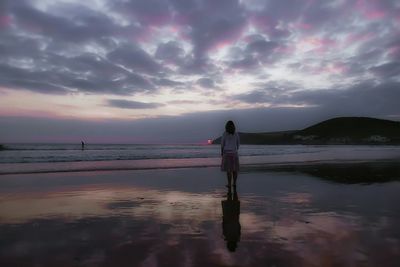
left=232, top=171, right=238, bottom=187
left=226, top=172, right=232, bottom=187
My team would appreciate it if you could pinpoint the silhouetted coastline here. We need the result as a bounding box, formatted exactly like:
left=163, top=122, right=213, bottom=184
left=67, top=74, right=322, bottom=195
left=212, top=117, right=400, bottom=145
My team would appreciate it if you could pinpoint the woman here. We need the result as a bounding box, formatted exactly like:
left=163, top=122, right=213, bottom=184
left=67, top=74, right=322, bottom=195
left=221, top=120, right=240, bottom=188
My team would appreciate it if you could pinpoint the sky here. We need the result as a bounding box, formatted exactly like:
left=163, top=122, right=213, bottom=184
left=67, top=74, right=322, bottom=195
left=0, top=0, right=399, bottom=143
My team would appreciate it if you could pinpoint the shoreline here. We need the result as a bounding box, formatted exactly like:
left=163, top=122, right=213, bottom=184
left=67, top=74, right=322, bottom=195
left=1, top=155, right=399, bottom=176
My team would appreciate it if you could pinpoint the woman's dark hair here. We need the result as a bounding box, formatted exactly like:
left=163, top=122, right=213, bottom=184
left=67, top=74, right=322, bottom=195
left=225, top=120, right=235, bottom=135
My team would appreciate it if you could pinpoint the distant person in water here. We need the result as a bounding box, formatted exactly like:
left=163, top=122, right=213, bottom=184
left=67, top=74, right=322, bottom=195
left=81, top=141, right=85, bottom=150
left=221, top=120, right=240, bottom=188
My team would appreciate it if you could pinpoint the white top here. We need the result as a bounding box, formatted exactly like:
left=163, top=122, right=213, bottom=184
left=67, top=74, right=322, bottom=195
left=221, top=132, right=240, bottom=153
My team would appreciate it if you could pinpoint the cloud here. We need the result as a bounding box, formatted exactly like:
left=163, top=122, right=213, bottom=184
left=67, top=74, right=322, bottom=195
left=170, top=0, right=247, bottom=58
left=107, top=44, right=162, bottom=74
left=111, top=0, right=173, bottom=26
left=168, top=100, right=198, bottom=105
left=153, top=78, right=185, bottom=88
left=232, top=80, right=400, bottom=116
left=225, top=35, right=285, bottom=70
left=197, top=77, right=216, bottom=88
left=0, top=55, right=154, bottom=95
left=0, top=1, right=159, bottom=95
left=245, top=38, right=278, bottom=55
left=369, top=62, right=400, bottom=79
left=11, top=2, right=121, bottom=43
left=229, top=56, right=260, bottom=70
left=155, top=41, right=185, bottom=64
left=0, top=0, right=399, bottom=129
left=107, top=99, right=164, bottom=109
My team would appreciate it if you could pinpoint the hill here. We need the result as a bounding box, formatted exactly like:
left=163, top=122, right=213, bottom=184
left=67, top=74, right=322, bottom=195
left=212, top=117, right=400, bottom=145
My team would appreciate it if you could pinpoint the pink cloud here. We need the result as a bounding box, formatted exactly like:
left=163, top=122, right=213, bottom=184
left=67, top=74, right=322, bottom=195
left=299, top=37, right=337, bottom=54
left=0, top=109, right=62, bottom=118
left=314, top=38, right=336, bottom=47
left=365, top=10, right=386, bottom=20
left=327, top=63, right=348, bottom=75
left=312, top=62, right=348, bottom=75
left=0, top=15, right=11, bottom=29
left=355, top=0, right=387, bottom=20
left=207, top=23, right=248, bottom=53
left=387, top=45, right=400, bottom=59
left=296, top=23, right=313, bottom=31
left=249, top=14, right=274, bottom=31
left=209, top=39, right=236, bottom=52
left=275, top=44, right=295, bottom=54
left=345, top=32, right=374, bottom=45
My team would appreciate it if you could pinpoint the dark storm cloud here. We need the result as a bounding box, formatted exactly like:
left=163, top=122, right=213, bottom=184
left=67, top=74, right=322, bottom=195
left=226, top=35, right=284, bottom=70
left=231, top=80, right=298, bottom=104
left=0, top=63, right=69, bottom=94
left=0, top=1, right=160, bottom=95
left=107, top=99, right=164, bottom=109
left=153, top=78, right=185, bottom=88
left=111, top=0, right=173, bottom=26
left=107, top=44, right=162, bottom=74
left=155, top=41, right=185, bottom=65
left=287, top=82, right=400, bottom=116
left=10, top=2, right=120, bottom=43
left=0, top=52, right=154, bottom=95
left=178, top=56, right=219, bottom=76
left=0, top=32, right=43, bottom=60
left=169, top=0, right=247, bottom=59
left=232, top=90, right=269, bottom=103
left=229, top=56, right=260, bottom=70
left=245, top=0, right=399, bottom=76
left=369, top=62, right=400, bottom=79
left=246, top=39, right=278, bottom=55
left=300, top=1, right=344, bottom=29
left=232, top=81, right=400, bottom=116
left=61, top=53, right=155, bottom=94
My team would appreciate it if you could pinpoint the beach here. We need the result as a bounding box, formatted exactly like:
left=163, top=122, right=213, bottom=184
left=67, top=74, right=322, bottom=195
left=1, top=161, right=400, bottom=267
left=2, top=0, right=400, bottom=265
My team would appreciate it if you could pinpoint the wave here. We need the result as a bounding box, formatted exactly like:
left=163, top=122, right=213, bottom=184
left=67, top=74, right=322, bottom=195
left=0, top=144, right=214, bottom=151
left=1, top=151, right=400, bottom=175
left=1, top=144, right=399, bottom=164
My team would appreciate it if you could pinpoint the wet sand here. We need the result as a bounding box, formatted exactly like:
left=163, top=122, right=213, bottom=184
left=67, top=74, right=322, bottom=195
left=0, top=163, right=400, bottom=266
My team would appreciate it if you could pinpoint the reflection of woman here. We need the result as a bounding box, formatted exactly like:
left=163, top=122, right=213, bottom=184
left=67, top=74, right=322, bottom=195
left=222, top=187, right=241, bottom=252
left=221, top=121, right=240, bottom=189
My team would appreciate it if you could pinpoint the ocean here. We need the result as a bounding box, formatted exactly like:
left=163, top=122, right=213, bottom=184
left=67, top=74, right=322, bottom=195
left=1, top=144, right=400, bottom=175
left=1, top=143, right=400, bottom=164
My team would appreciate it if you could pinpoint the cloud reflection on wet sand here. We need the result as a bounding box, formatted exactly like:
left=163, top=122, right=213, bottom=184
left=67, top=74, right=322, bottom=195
left=0, top=167, right=399, bottom=266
